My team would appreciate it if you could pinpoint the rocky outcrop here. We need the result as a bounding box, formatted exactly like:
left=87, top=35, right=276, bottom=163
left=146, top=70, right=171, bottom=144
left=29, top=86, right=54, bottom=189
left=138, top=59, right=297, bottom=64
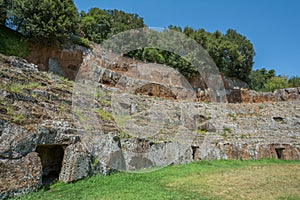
left=26, top=44, right=90, bottom=80
left=227, top=88, right=300, bottom=103
left=0, top=51, right=299, bottom=199
left=0, top=55, right=84, bottom=198
left=0, top=152, right=42, bottom=199
left=196, top=143, right=300, bottom=161
left=24, top=45, right=300, bottom=103
left=118, top=138, right=192, bottom=171
left=195, top=87, right=300, bottom=103
left=59, top=143, right=92, bottom=182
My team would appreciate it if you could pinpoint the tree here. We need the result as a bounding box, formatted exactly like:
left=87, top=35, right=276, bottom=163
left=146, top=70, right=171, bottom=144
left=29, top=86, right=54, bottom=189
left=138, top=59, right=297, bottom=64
left=223, top=29, right=255, bottom=82
left=0, top=0, right=11, bottom=26
left=166, top=26, right=255, bottom=82
left=108, top=9, right=144, bottom=36
left=80, top=8, right=111, bottom=43
left=141, top=48, right=165, bottom=63
left=80, top=8, right=145, bottom=44
left=288, top=76, right=300, bottom=87
left=9, top=0, right=79, bottom=43
left=263, top=76, right=289, bottom=92
left=248, top=68, right=275, bottom=91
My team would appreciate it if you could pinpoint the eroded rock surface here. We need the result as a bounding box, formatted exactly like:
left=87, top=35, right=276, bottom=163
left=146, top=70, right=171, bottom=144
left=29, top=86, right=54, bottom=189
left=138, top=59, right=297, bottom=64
left=0, top=50, right=299, bottom=199
left=0, top=152, right=42, bottom=199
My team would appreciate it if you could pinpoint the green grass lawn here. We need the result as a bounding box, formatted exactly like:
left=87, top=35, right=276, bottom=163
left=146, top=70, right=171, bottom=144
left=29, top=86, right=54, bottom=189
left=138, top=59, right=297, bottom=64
left=13, top=159, right=300, bottom=200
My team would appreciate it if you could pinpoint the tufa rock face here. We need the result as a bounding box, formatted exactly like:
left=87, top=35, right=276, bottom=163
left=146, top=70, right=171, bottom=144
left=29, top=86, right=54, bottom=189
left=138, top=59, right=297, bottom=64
left=26, top=44, right=89, bottom=80
left=196, top=87, right=300, bottom=103
left=59, top=143, right=92, bottom=183
left=24, top=45, right=300, bottom=103
left=0, top=152, right=42, bottom=199
left=0, top=50, right=300, bottom=199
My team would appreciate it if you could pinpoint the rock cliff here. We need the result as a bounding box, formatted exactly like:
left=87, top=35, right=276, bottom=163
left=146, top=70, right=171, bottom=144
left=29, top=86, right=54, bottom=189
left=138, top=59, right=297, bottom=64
left=0, top=49, right=299, bottom=199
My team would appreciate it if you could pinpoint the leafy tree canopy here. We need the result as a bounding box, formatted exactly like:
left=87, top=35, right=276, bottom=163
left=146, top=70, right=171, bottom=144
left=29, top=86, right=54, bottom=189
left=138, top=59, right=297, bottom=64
left=127, top=26, right=255, bottom=82
left=248, top=68, right=300, bottom=91
left=262, top=76, right=289, bottom=92
left=248, top=68, right=275, bottom=91
left=0, top=0, right=11, bottom=26
left=288, top=76, right=300, bottom=87
left=175, top=26, right=255, bottom=82
left=8, top=0, right=79, bottom=43
left=1, top=0, right=296, bottom=92
left=80, top=8, right=145, bottom=43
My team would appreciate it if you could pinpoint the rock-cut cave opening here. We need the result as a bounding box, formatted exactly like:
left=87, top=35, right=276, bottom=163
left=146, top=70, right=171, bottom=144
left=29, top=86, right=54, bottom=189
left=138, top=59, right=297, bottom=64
left=275, top=148, right=285, bottom=159
left=36, top=145, right=65, bottom=186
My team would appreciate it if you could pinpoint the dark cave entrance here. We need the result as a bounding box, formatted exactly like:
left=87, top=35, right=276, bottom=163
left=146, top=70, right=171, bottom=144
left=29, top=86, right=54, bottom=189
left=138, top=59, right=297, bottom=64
left=275, top=148, right=285, bottom=159
left=191, top=146, right=199, bottom=161
left=36, top=145, right=65, bottom=186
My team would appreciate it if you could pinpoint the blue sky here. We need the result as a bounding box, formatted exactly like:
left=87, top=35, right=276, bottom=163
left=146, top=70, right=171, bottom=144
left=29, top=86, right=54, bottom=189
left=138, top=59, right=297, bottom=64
left=74, top=0, right=300, bottom=77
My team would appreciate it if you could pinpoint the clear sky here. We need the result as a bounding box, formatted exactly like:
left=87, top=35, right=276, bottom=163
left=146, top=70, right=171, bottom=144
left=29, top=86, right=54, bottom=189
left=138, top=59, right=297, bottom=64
left=74, top=0, right=300, bottom=77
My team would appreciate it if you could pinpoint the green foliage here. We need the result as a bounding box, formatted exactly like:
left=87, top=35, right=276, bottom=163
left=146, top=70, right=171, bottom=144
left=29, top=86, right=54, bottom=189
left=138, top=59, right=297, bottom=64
left=166, top=26, right=255, bottom=81
left=9, top=82, right=41, bottom=94
left=12, top=112, right=25, bottom=124
left=0, top=26, right=28, bottom=57
left=228, top=113, right=237, bottom=121
left=221, top=127, right=232, bottom=138
left=288, top=76, right=300, bottom=87
left=9, top=0, right=79, bottom=43
left=170, top=26, right=255, bottom=81
left=0, top=0, right=11, bottom=26
left=223, top=127, right=232, bottom=132
left=126, top=48, right=198, bottom=78
left=249, top=68, right=299, bottom=91
left=9, top=83, right=23, bottom=93
left=107, top=9, right=145, bottom=36
left=95, top=90, right=112, bottom=106
left=91, top=157, right=99, bottom=168
left=71, top=35, right=91, bottom=47
left=223, top=29, right=255, bottom=82
left=59, top=104, right=65, bottom=113
left=97, top=108, right=113, bottom=121
left=80, top=8, right=145, bottom=44
left=23, top=82, right=41, bottom=90
left=262, top=76, right=289, bottom=92
left=248, top=68, right=275, bottom=91
left=195, top=129, right=207, bottom=135
left=240, top=134, right=247, bottom=139
left=79, top=8, right=111, bottom=44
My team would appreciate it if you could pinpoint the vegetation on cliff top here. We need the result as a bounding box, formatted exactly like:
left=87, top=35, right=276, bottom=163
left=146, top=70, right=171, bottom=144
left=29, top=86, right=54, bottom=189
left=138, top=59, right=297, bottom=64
left=13, top=159, right=300, bottom=200
left=0, top=0, right=299, bottom=91
left=0, top=26, right=28, bottom=58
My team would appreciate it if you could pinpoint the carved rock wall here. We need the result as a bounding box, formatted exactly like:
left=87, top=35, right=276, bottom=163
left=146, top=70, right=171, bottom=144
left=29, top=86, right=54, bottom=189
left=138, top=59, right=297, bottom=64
left=0, top=152, right=42, bottom=199
left=0, top=52, right=299, bottom=199
left=26, top=45, right=89, bottom=80
left=59, top=143, right=91, bottom=183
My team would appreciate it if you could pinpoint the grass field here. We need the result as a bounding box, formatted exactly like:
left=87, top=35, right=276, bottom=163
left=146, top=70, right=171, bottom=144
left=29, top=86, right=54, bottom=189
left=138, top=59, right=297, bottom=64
left=13, top=159, right=300, bottom=200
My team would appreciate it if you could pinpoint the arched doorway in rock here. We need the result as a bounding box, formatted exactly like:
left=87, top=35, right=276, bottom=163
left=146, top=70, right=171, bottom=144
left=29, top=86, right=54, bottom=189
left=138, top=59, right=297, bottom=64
left=36, top=145, right=65, bottom=186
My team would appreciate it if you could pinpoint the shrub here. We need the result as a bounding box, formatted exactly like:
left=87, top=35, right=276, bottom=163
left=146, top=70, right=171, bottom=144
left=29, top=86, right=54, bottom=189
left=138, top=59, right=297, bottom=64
left=262, top=76, right=289, bottom=92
